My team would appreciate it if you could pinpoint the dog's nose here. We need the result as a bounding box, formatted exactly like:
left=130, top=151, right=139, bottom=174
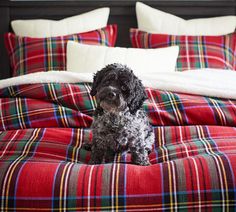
left=108, top=91, right=116, bottom=99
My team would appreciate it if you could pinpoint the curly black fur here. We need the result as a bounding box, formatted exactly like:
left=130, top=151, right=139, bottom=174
left=85, top=63, right=154, bottom=166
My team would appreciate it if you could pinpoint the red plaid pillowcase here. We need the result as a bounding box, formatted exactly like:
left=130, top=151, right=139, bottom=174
left=5, top=25, right=117, bottom=77
left=130, top=28, right=236, bottom=71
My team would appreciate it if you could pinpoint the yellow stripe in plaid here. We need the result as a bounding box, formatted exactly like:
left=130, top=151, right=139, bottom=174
left=17, top=98, right=27, bottom=129
left=71, top=130, right=81, bottom=163
left=46, top=37, right=53, bottom=71
left=167, top=161, right=174, bottom=212
left=198, top=36, right=206, bottom=68
left=166, top=92, right=183, bottom=125
left=8, top=86, right=16, bottom=97
left=115, top=156, right=121, bottom=212
left=59, top=162, right=74, bottom=212
left=170, top=161, right=178, bottom=211
left=59, top=106, right=69, bottom=127
left=225, top=35, right=230, bottom=67
left=210, top=98, right=226, bottom=125
left=158, top=127, right=169, bottom=162
left=144, top=32, right=149, bottom=48
left=100, top=29, right=106, bottom=45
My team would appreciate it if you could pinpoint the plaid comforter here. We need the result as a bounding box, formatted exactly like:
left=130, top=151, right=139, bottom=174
left=0, top=82, right=236, bottom=211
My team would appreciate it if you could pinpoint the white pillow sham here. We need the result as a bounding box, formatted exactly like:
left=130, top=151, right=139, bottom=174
left=11, top=7, right=110, bottom=38
left=66, top=41, right=179, bottom=75
left=136, top=2, right=236, bottom=35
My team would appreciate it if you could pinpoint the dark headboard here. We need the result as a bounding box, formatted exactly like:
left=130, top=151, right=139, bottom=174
left=0, top=0, right=235, bottom=79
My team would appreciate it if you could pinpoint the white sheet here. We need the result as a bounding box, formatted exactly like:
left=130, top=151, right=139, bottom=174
left=0, top=69, right=236, bottom=100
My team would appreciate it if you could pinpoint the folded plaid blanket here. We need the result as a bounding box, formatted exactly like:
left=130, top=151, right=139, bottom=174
left=0, top=81, right=236, bottom=211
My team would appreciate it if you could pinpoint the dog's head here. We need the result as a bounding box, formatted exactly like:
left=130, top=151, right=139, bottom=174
left=90, top=63, right=147, bottom=114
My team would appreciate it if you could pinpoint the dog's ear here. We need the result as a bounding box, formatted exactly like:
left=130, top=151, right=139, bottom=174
left=127, top=77, right=147, bottom=114
left=90, top=70, right=103, bottom=96
left=90, top=64, right=116, bottom=96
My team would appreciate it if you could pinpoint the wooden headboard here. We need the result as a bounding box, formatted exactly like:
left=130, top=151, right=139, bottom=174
left=0, top=0, right=235, bottom=79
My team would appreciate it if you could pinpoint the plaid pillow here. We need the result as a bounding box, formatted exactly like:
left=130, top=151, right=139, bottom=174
left=5, top=25, right=117, bottom=77
left=130, top=28, right=236, bottom=71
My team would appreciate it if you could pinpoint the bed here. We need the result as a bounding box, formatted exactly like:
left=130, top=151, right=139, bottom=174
left=0, top=0, right=236, bottom=211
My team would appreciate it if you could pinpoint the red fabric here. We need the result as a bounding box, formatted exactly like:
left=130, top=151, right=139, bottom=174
left=0, top=82, right=236, bottom=211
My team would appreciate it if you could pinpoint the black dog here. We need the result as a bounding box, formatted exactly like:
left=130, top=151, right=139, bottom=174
left=84, top=63, right=154, bottom=166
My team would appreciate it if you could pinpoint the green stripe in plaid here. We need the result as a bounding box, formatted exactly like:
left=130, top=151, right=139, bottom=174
left=130, top=29, right=236, bottom=71
left=5, top=25, right=117, bottom=77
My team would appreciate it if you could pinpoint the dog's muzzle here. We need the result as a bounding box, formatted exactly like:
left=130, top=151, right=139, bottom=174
left=97, top=86, right=126, bottom=112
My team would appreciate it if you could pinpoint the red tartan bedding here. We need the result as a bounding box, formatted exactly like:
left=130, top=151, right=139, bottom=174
left=0, top=82, right=236, bottom=211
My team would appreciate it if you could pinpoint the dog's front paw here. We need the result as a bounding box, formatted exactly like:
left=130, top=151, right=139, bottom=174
left=139, top=160, right=151, bottom=166
left=89, top=154, right=104, bottom=165
left=88, top=160, right=96, bottom=165
left=133, top=159, right=151, bottom=166
left=82, top=142, right=92, bottom=151
left=88, top=159, right=103, bottom=165
left=131, top=152, right=151, bottom=166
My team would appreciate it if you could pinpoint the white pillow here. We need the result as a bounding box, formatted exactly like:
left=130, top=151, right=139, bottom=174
left=136, top=2, right=236, bottom=35
left=11, top=7, right=110, bottom=38
left=66, top=41, right=179, bottom=75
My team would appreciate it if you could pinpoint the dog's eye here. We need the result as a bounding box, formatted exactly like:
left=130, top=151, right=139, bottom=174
left=121, top=85, right=126, bottom=91
left=105, top=80, right=110, bottom=85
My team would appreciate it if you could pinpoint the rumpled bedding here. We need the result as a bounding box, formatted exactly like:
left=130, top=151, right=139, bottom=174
left=0, top=70, right=236, bottom=211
